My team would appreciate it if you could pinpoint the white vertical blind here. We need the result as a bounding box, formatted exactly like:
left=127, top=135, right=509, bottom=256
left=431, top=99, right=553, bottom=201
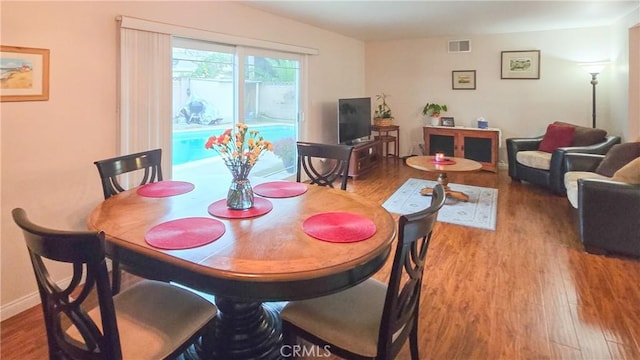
left=118, top=27, right=173, bottom=180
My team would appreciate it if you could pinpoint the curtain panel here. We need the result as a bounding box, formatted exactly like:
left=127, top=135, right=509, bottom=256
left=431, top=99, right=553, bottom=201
left=118, top=26, right=172, bottom=181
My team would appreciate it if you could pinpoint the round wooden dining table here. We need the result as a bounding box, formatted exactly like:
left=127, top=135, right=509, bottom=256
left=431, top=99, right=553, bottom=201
left=87, top=177, right=396, bottom=359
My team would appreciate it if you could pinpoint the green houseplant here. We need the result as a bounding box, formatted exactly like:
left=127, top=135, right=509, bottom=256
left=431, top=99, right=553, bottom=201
left=374, top=93, right=393, bottom=126
left=422, top=103, right=448, bottom=126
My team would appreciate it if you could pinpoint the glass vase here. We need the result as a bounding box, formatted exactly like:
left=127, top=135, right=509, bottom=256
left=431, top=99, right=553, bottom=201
left=227, top=178, right=254, bottom=210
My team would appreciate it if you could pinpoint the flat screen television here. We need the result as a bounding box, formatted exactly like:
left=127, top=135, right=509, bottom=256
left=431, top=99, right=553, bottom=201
left=338, top=97, right=371, bottom=145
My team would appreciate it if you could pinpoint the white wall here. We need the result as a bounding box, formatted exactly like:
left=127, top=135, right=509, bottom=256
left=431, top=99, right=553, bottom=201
left=618, top=9, right=640, bottom=141
left=609, top=7, right=640, bottom=142
left=365, top=23, right=638, bottom=160
left=0, top=1, right=365, bottom=319
left=630, top=24, right=640, bottom=141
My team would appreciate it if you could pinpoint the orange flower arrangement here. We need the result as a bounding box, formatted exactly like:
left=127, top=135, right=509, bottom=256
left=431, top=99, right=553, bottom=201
left=205, top=123, right=273, bottom=179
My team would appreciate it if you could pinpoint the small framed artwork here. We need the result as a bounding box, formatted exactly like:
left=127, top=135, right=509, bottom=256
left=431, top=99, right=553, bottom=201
left=441, top=117, right=455, bottom=127
left=501, top=50, right=540, bottom=79
left=452, top=70, right=476, bottom=90
left=1, top=45, right=50, bottom=102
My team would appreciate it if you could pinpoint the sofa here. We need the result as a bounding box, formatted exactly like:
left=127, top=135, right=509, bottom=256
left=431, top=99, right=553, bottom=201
left=563, top=142, right=640, bottom=258
left=507, top=122, right=621, bottom=195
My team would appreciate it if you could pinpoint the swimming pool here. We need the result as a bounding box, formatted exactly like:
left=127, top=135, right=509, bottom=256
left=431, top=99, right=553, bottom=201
left=172, top=124, right=295, bottom=165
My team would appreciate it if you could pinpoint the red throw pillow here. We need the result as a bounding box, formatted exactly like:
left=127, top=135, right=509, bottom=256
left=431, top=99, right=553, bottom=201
left=538, top=124, right=576, bottom=153
left=553, top=121, right=607, bottom=146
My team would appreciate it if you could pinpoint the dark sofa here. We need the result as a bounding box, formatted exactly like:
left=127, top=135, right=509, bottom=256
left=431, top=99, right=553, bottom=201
left=506, top=123, right=620, bottom=195
left=564, top=153, right=640, bottom=258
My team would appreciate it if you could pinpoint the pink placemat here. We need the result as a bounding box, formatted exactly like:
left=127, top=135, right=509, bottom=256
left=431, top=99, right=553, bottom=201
left=208, top=197, right=273, bottom=219
left=137, top=181, right=195, bottom=197
left=253, top=181, right=308, bottom=198
left=144, top=217, right=225, bottom=250
left=302, top=212, right=377, bottom=243
left=430, top=159, right=456, bottom=165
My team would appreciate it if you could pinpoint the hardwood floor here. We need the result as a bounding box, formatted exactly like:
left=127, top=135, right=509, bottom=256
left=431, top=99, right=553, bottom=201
left=2, top=159, right=640, bottom=359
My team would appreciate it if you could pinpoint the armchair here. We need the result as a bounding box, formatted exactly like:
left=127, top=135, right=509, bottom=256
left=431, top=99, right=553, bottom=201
left=564, top=152, right=640, bottom=258
left=506, top=123, right=620, bottom=195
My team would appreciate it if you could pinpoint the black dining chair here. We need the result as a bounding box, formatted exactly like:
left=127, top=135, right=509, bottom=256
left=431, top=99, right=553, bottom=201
left=296, top=142, right=354, bottom=190
left=12, top=208, right=217, bottom=360
left=93, top=148, right=163, bottom=199
left=280, top=184, right=446, bottom=360
left=93, top=148, right=163, bottom=293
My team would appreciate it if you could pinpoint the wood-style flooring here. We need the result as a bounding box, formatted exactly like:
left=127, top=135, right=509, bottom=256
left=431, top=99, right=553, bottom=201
left=2, top=159, right=640, bottom=359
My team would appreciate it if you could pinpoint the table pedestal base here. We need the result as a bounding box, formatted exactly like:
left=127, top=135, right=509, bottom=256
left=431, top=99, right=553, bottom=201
left=419, top=172, right=469, bottom=202
left=206, top=297, right=283, bottom=359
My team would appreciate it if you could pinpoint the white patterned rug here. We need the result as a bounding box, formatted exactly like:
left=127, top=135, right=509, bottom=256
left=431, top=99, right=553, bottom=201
left=382, top=178, right=498, bottom=230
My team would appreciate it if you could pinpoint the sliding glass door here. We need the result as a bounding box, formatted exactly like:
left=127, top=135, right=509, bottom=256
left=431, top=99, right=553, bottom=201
left=171, top=38, right=301, bottom=181
left=243, top=48, right=300, bottom=175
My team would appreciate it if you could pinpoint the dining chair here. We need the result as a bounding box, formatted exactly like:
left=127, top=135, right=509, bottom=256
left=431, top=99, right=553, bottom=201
left=296, top=142, right=354, bottom=190
left=280, top=184, right=446, bottom=360
left=12, top=208, right=217, bottom=360
left=93, top=148, right=163, bottom=293
left=93, top=148, right=163, bottom=199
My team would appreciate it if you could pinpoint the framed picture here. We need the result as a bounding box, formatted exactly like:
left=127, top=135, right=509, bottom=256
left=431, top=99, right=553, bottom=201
left=441, top=117, right=455, bottom=127
left=452, top=70, right=476, bottom=90
left=1, top=45, right=50, bottom=102
left=501, top=50, right=540, bottom=79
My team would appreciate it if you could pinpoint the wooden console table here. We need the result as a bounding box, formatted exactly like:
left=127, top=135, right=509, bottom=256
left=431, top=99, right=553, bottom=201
left=372, top=124, right=400, bottom=158
left=348, top=139, right=381, bottom=179
left=423, top=126, right=500, bottom=172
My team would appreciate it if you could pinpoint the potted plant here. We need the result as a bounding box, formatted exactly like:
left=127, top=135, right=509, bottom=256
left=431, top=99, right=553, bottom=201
left=422, top=103, right=448, bottom=126
left=273, top=137, right=296, bottom=173
left=374, top=93, right=393, bottom=126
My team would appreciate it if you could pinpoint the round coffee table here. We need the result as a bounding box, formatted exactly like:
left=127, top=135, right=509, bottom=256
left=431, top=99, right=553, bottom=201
left=405, top=156, right=482, bottom=202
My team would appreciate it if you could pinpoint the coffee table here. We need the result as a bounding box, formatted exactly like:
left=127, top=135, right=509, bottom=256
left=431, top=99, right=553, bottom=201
left=405, top=155, right=482, bottom=202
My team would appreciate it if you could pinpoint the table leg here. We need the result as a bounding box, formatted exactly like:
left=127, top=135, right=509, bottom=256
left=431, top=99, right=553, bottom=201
left=391, top=128, right=398, bottom=158
left=419, top=172, right=470, bottom=202
left=204, top=296, right=283, bottom=359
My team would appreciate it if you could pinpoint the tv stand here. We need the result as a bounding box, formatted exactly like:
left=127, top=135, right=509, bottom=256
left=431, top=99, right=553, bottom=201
left=348, top=139, right=381, bottom=179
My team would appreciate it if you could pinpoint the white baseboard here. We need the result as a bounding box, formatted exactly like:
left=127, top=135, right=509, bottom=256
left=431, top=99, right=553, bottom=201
left=0, top=289, right=43, bottom=321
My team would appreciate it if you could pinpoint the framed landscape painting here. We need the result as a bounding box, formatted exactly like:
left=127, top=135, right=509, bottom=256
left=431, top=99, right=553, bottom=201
left=1, top=45, right=50, bottom=102
left=452, top=70, right=476, bottom=90
left=501, top=50, right=540, bottom=79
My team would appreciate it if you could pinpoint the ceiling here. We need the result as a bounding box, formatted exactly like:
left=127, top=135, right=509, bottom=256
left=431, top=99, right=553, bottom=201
left=242, top=1, right=640, bottom=41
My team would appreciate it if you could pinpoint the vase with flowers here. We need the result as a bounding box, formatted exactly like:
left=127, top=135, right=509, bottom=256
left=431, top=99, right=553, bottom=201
left=205, top=124, right=272, bottom=209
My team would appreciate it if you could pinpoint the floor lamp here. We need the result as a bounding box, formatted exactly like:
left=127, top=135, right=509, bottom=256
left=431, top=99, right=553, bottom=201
left=580, top=62, right=609, bottom=128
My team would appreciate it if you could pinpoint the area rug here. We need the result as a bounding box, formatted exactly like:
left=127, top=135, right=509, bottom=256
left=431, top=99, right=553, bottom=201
left=382, top=178, right=498, bottom=230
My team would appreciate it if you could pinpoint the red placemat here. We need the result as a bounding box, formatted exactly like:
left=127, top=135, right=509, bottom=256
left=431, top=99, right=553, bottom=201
left=429, top=159, right=456, bottom=165
left=302, top=212, right=377, bottom=243
left=208, top=197, right=273, bottom=219
left=253, top=181, right=308, bottom=198
left=137, top=181, right=195, bottom=197
left=144, top=217, right=225, bottom=250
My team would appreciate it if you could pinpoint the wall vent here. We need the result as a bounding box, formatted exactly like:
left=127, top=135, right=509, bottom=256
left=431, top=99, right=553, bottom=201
left=448, top=40, right=471, bottom=53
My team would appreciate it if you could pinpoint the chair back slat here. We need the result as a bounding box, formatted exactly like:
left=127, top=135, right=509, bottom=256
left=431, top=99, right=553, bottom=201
left=378, top=184, right=446, bottom=359
left=296, top=142, right=353, bottom=190
left=12, top=208, right=122, bottom=360
left=94, top=149, right=163, bottom=199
